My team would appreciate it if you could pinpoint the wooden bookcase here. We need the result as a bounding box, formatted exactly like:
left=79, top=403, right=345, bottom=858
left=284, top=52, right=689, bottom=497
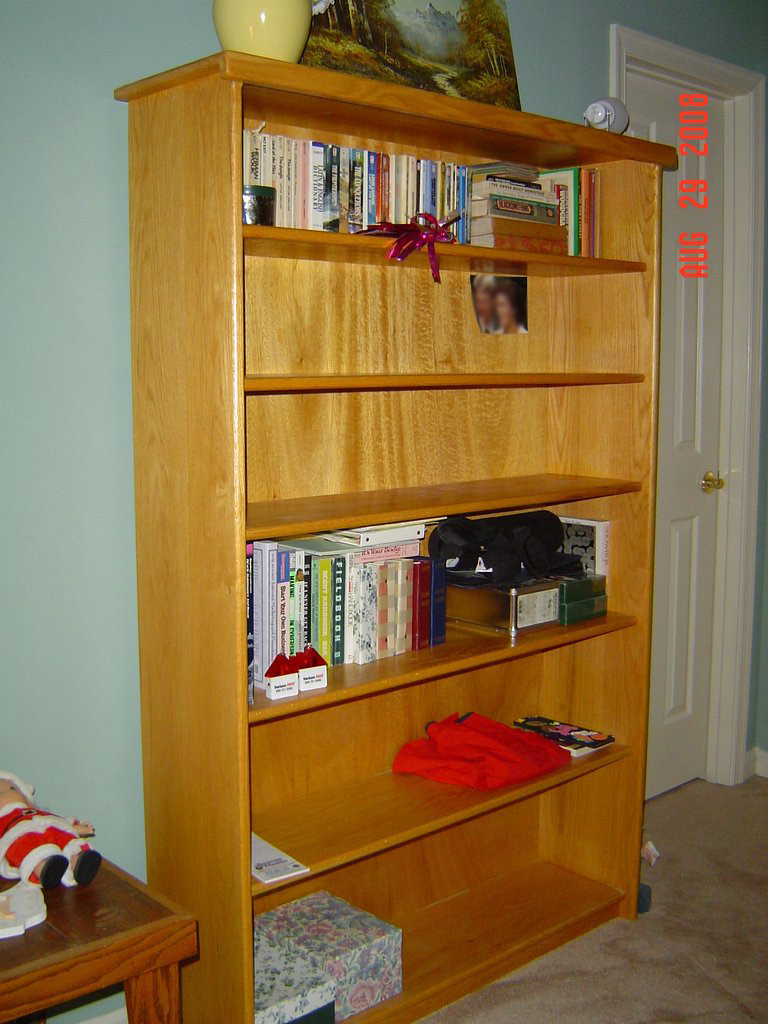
left=116, top=52, right=676, bottom=1024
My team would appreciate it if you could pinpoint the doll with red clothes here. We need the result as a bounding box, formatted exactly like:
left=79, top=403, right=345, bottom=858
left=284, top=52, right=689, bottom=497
left=0, top=771, right=102, bottom=890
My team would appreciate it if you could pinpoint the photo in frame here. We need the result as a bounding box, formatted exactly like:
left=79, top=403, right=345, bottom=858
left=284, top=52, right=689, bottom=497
left=303, top=0, right=521, bottom=110
left=470, top=274, right=528, bottom=334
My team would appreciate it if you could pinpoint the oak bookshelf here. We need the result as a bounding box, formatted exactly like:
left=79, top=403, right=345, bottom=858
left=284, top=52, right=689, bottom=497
left=117, top=51, right=675, bottom=1024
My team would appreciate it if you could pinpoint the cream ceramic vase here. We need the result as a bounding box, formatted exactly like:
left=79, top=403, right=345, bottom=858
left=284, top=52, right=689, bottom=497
left=213, top=0, right=313, bottom=63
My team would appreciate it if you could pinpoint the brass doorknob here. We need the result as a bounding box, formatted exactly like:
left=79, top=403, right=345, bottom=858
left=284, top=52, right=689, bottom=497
left=701, top=471, right=725, bottom=494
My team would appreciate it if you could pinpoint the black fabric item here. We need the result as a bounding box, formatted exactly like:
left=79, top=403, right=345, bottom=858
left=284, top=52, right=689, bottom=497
left=428, top=511, right=578, bottom=586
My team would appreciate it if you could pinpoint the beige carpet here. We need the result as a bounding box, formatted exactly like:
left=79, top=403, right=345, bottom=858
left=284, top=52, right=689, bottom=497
left=421, top=776, right=768, bottom=1024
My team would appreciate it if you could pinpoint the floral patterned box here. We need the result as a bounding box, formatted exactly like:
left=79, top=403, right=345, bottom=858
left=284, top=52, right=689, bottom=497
left=253, top=922, right=336, bottom=1024
left=255, top=891, right=402, bottom=1020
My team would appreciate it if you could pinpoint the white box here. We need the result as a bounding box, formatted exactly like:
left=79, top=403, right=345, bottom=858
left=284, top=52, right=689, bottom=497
left=265, top=672, right=299, bottom=700
left=298, top=664, right=327, bottom=691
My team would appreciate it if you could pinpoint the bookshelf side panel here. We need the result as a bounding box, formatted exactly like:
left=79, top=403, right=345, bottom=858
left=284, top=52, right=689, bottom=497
left=539, top=163, right=662, bottom=915
left=128, top=76, right=251, bottom=1024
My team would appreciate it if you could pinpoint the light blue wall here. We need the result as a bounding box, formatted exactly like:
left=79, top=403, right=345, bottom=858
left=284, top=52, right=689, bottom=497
left=0, top=2, right=766, bottom=1021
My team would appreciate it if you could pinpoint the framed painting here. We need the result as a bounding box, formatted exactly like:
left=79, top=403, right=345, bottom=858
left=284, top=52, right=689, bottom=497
left=303, top=0, right=521, bottom=110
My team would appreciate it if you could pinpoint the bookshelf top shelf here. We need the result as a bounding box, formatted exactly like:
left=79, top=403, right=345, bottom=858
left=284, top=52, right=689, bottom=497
left=115, top=52, right=677, bottom=172
left=245, top=473, right=641, bottom=539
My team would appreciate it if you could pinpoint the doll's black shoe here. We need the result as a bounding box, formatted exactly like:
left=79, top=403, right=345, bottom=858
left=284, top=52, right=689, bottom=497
left=38, top=854, right=68, bottom=890
left=74, top=850, right=102, bottom=886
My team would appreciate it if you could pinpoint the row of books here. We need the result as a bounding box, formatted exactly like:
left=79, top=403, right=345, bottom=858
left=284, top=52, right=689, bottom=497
left=243, top=133, right=598, bottom=256
left=246, top=525, right=446, bottom=701
left=469, top=165, right=599, bottom=257
left=243, top=130, right=474, bottom=240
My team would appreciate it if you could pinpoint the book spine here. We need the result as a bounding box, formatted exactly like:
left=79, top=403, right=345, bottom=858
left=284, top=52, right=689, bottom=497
left=331, top=555, right=346, bottom=666
left=259, top=132, right=270, bottom=188
left=294, top=549, right=305, bottom=654
left=355, top=564, right=378, bottom=665
left=246, top=544, right=254, bottom=700
left=380, top=153, right=390, bottom=222
left=352, top=540, right=420, bottom=564
left=303, top=553, right=312, bottom=648
left=471, top=197, right=560, bottom=223
left=243, top=129, right=258, bottom=188
left=323, top=144, right=340, bottom=232
left=376, top=562, right=393, bottom=659
left=310, top=557, right=320, bottom=649
left=430, top=559, right=447, bottom=645
left=310, top=141, right=325, bottom=231
left=344, top=555, right=357, bottom=664
left=393, top=557, right=413, bottom=655
left=349, top=148, right=365, bottom=233
left=408, top=156, right=418, bottom=220
left=472, top=235, right=568, bottom=255
left=473, top=180, right=558, bottom=202
left=366, top=151, right=378, bottom=227
left=285, top=138, right=295, bottom=229
left=412, top=558, right=432, bottom=650
left=318, top=557, right=332, bottom=664
left=343, top=553, right=356, bottom=664
left=276, top=548, right=290, bottom=656
left=266, top=545, right=278, bottom=679
left=288, top=552, right=297, bottom=656
left=339, top=145, right=350, bottom=233
left=395, top=154, right=408, bottom=222
left=275, top=136, right=286, bottom=227
left=457, top=165, right=467, bottom=243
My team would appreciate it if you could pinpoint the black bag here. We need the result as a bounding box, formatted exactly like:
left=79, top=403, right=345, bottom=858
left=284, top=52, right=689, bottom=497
left=428, top=511, right=582, bottom=587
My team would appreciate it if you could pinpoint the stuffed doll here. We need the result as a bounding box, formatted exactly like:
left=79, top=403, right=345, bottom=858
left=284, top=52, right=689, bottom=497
left=0, top=771, right=102, bottom=890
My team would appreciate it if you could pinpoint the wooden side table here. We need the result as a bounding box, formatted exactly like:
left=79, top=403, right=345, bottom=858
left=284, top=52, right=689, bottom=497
left=0, top=861, right=197, bottom=1024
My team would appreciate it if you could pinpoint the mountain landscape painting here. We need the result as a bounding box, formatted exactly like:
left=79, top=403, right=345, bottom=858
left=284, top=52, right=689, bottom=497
left=302, top=0, right=521, bottom=110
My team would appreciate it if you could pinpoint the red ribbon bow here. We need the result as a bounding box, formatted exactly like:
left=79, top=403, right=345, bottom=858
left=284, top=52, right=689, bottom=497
left=360, top=212, right=459, bottom=283
left=265, top=646, right=328, bottom=678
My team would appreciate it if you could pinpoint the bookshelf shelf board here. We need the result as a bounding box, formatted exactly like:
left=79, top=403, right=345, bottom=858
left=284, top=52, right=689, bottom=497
left=243, top=226, right=645, bottom=276
left=116, top=52, right=676, bottom=171
left=243, top=372, right=645, bottom=395
left=348, top=862, right=623, bottom=1024
left=245, top=474, right=641, bottom=540
left=248, top=613, right=637, bottom=724
left=250, top=745, right=629, bottom=899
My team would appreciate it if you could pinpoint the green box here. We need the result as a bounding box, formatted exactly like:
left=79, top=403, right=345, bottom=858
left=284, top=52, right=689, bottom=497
left=558, top=593, right=607, bottom=625
left=558, top=574, right=606, bottom=603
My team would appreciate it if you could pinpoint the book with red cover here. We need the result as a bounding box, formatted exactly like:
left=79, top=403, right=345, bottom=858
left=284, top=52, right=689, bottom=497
left=472, top=234, right=569, bottom=255
left=411, top=557, right=433, bottom=650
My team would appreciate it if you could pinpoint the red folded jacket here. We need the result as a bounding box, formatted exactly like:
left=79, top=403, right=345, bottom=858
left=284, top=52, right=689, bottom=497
left=392, top=712, right=570, bottom=789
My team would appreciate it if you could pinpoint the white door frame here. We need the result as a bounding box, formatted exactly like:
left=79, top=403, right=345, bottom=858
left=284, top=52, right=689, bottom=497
left=610, top=25, right=765, bottom=785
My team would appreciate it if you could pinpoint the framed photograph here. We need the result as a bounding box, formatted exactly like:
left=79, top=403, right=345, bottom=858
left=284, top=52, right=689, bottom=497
left=303, top=0, right=520, bottom=110
left=470, top=274, right=528, bottom=334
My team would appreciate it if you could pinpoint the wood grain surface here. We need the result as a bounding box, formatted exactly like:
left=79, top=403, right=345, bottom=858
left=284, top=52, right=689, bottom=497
left=0, top=863, right=196, bottom=1024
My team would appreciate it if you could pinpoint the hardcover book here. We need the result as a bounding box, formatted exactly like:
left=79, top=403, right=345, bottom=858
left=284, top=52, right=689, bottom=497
left=246, top=543, right=254, bottom=699
left=323, top=144, right=340, bottom=232
left=513, top=716, right=615, bottom=757
left=430, top=559, right=447, bottom=645
left=411, top=557, right=432, bottom=650
left=277, top=549, right=291, bottom=656
left=560, top=517, right=610, bottom=576
left=310, top=141, right=325, bottom=231
left=331, top=555, right=346, bottom=665
left=354, top=563, right=378, bottom=665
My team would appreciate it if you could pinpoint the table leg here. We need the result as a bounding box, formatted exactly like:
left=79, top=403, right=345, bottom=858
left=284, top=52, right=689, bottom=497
left=124, top=964, right=180, bottom=1024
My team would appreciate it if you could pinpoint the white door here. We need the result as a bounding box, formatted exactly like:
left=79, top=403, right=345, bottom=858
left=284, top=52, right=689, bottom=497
left=622, top=73, right=726, bottom=797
